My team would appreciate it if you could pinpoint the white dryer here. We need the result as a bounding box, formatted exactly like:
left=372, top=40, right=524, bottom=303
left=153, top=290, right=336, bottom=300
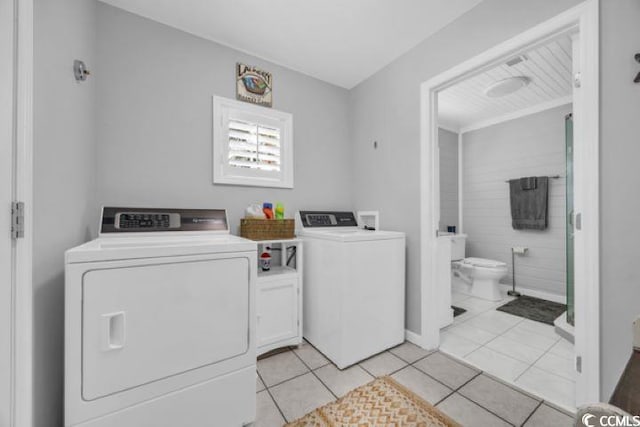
left=296, top=211, right=405, bottom=369
left=65, top=207, right=257, bottom=427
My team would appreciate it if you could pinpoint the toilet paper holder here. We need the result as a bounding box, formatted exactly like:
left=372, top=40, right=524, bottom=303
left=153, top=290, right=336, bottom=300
left=509, top=247, right=528, bottom=296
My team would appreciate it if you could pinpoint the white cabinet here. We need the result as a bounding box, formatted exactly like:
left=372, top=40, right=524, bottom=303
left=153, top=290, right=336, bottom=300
left=255, top=240, right=303, bottom=356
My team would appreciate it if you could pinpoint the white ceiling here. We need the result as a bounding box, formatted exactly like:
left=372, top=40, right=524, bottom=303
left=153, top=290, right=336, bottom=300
left=98, top=0, right=482, bottom=89
left=438, top=34, right=574, bottom=131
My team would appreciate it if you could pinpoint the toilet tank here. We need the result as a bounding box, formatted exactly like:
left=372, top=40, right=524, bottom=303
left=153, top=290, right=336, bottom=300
left=450, top=234, right=467, bottom=261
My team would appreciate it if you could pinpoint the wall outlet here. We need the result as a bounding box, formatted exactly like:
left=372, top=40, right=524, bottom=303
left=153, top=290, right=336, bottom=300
left=512, top=246, right=528, bottom=255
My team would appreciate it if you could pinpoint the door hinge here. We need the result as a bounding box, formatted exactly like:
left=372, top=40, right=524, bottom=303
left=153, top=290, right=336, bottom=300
left=576, top=355, right=582, bottom=373
left=574, top=72, right=582, bottom=88
left=575, top=212, right=582, bottom=231
left=11, top=201, right=24, bottom=239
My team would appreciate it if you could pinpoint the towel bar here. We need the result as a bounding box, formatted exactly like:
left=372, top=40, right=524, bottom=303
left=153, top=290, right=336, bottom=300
left=505, top=175, right=562, bottom=183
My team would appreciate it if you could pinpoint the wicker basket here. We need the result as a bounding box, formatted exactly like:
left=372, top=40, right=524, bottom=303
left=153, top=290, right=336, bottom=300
left=240, top=218, right=295, bottom=241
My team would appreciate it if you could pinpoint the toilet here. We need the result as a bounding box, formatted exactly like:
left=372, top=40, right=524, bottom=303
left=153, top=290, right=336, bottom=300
left=449, top=234, right=508, bottom=301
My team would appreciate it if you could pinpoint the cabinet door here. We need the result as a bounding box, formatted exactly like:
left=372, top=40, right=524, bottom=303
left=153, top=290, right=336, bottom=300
left=257, top=278, right=298, bottom=349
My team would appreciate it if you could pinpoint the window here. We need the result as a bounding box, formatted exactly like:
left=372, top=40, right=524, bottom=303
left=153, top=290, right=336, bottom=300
left=213, top=96, right=293, bottom=188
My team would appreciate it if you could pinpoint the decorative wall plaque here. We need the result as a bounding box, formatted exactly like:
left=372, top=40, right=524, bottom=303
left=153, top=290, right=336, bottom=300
left=236, top=63, right=273, bottom=107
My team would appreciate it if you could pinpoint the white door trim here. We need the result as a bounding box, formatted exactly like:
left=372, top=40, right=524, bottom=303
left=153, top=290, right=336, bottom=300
left=6, top=0, right=34, bottom=425
left=419, top=0, right=600, bottom=406
left=459, top=95, right=573, bottom=134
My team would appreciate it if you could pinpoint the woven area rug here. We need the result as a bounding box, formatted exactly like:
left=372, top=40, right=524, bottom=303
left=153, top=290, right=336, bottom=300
left=285, top=376, right=460, bottom=427
left=497, top=295, right=566, bottom=325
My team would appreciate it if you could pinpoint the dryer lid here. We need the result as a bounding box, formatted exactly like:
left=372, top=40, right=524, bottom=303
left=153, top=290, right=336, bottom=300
left=463, top=257, right=507, bottom=268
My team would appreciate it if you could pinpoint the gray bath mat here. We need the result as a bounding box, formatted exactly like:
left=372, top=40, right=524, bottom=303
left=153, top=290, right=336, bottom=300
left=452, top=306, right=466, bottom=317
left=497, top=295, right=566, bottom=325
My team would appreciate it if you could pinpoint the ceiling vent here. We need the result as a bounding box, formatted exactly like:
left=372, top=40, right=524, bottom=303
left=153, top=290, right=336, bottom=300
left=506, top=55, right=528, bottom=67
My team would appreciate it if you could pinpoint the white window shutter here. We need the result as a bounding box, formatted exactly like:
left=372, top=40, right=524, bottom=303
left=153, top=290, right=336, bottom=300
left=227, top=119, right=281, bottom=172
left=213, top=96, right=293, bottom=188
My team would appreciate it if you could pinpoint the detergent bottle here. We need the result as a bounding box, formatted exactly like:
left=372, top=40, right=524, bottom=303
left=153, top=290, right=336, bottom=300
left=262, top=203, right=274, bottom=219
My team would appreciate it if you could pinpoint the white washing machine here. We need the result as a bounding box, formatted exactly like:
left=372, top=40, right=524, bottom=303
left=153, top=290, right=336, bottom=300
left=65, top=207, right=257, bottom=427
left=296, top=211, right=405, bottom=369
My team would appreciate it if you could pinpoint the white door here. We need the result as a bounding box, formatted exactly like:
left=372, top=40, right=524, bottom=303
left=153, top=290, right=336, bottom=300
left=0, top=0, right=16, bottom=423
left=256, top=277, right=298, bottom=351
left=81, top=256, right=251, bottom=400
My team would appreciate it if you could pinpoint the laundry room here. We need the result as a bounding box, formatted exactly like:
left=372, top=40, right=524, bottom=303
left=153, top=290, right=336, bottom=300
left=36, top=0, right=357, bottom=424
left=16, top=0, right=640, bottom=426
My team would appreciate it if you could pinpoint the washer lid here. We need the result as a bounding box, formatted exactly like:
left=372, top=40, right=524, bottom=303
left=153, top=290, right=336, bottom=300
left=298, top=228, right=404, bottom=242
left=463, top=257, right=507, bottom=268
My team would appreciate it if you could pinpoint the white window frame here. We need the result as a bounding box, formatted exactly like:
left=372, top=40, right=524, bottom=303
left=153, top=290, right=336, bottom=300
left=213, top=96, right=294, bottom=188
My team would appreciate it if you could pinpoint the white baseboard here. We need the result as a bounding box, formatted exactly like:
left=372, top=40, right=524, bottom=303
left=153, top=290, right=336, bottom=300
left=554, top=314, right=575, bottom=343
left=499, top=284, right=565, bottom=304
left=405, top=329, right=424, bottom=347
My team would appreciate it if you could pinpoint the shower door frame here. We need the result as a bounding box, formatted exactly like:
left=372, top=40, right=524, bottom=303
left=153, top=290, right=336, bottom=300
left=418, top=0, right=600, bottom=407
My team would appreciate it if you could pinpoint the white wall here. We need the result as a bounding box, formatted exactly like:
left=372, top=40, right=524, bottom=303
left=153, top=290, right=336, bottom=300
left=33, top=0, right=97, bottom=425
left=599, top=0, right=640, bottom=400
left=439, top=128, right=459, bottom=232
left=462, top=104, right=571, bottom=297
left=94, top=4, right=353, bottom=230
left=349, top=0, right=582, bottom=333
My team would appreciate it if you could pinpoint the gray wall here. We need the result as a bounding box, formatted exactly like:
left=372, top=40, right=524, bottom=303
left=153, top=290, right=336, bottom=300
left=462, top=104, right=571, bottom=297
left=94, top=4, right=353, bottom=231
left=30, top=0, right=640, bottom=413
left=33, top=0, right=97, bottom=425
left=349, top=0, right=582, bottom=333
left=600, top=0, right=640, bottom=400
left=439, top=128, right=459, bottom=232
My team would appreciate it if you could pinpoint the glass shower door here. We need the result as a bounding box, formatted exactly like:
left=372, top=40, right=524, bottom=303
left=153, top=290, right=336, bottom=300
left=565, top=114, right=575, bottom=326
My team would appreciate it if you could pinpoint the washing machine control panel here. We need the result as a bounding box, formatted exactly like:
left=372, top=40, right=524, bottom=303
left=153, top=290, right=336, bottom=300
left=307, top=214, right=334, bottom=226
left=116, top=213, right=179, bottom=230
left=100, top=207, right=229, bottom=234
left=299, top=211, right=358, bottom=228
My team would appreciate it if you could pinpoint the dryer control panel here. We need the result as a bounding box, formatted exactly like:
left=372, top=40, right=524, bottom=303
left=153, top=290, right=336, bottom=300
left=116, top=212, right=181, bottom=230
left=100, top=207, right=229, bottom=234
left=298, top=211, right=358, bottom=228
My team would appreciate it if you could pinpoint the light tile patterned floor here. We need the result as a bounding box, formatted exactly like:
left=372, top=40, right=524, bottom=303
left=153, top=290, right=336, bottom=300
left=254, top=340, right=575, bottom=426
left=443, top=288, right=576, bottom=411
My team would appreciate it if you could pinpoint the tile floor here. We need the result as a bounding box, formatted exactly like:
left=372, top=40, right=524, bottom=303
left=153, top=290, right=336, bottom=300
left=255, top=340, right=575, bottom=426
left=442, top=288, right=576, bottom=411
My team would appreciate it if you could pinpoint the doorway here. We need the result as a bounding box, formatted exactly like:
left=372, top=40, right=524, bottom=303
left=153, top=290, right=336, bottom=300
left=1, top=0, right=34, bottom=426
left=419, top=0, right=599, bottom=408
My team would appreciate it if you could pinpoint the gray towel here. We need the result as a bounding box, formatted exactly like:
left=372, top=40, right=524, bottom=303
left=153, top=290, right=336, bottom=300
left=519, top=177, right=537, bottom=190
left=509, top=176, right=548, bottom=230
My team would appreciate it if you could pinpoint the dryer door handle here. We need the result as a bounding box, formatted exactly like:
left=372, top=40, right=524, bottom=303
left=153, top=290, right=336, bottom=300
left=102, top=311, right=126, bottom=351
